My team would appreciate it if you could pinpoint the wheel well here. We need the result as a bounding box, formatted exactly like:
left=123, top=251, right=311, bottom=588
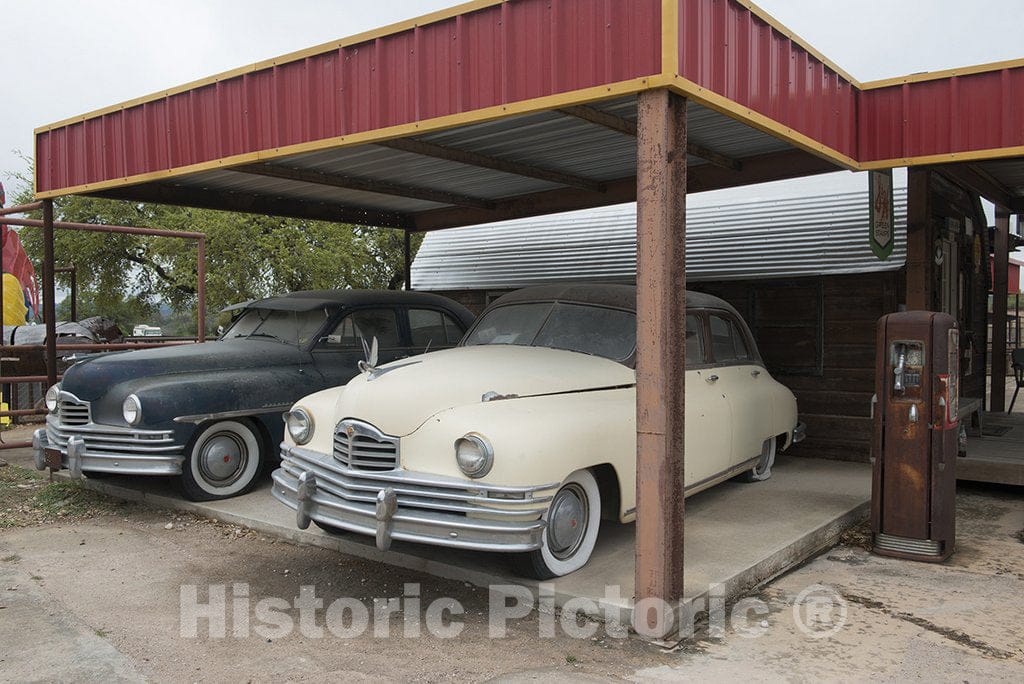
left=590, top=463, right=621, bottom=522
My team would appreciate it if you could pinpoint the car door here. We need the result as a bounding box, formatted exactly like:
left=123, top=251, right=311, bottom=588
left=311, top=307, right=405, bottom=386
left=684, top=312, right=734, bottom=489
left=707, top=310, right=775, bottom=466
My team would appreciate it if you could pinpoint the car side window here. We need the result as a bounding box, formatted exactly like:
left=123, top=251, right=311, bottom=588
left=709, top=313, right=752, bottom=364
left=324, top=309, right=401, bottom=349
left=409, top=309, right=464, bottom=349
left=686, top=314, right=704, bottom=365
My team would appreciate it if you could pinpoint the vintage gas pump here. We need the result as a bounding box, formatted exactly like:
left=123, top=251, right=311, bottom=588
left=871, top=311, right=959, bottom=561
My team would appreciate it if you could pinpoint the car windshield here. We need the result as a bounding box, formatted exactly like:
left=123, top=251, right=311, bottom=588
left=221, top=307, right=329, bottom=347
left=463, top=302, right=635, bottom=361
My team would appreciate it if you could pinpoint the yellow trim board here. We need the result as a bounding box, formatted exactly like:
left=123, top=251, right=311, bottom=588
left=667, top=76, right=860, bottom=171
left=661, top=0, right=680, bottom=77
left=860, top=56, right=1024, bottom=90
left=33, top=76, right=660, bottom=200
left=35, top=0, right=507, bottom=134
left=859, top=145, right=1024, bottom=170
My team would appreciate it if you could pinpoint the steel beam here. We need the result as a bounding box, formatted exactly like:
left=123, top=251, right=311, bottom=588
left=41, top=200, right=57, bottom=388
left=634, top=89, right=687, bottom=627
left=197, top=238, right=207, bottom=343
left=991, top=208, right=1010, bottom=412
left=404, top=230, right=413, bottom=291
left=559, top=105, right=742, bottom=171
left=906, top=169, right=932, bottom=311
left=378, top=138, right=605, bottom=193
left=90, top=186, right=410, bottom=229
left=233, top=163, right=495, bottom=210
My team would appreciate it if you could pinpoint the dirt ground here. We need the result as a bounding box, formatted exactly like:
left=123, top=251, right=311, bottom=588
left=1, top=427, right=1022, bottom=682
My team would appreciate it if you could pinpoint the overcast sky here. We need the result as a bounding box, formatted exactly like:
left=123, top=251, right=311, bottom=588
left=4, top=0, right=1023, bottom=206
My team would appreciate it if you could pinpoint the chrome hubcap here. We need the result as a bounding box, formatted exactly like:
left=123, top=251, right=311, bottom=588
left=198, top=432, right=247, bottom=486
left=547, top=483, right=588, bottom=560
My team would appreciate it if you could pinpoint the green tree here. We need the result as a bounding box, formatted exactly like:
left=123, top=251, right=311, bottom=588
left=9, top=169, right=421, bottom=334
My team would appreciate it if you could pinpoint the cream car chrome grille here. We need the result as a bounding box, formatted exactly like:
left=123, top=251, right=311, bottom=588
left=333, top=419, right=399, bottom=472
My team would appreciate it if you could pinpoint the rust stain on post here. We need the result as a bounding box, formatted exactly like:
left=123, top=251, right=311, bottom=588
left=635, top=89, right=687, bottom=617
left=197, top=237, right=207, bottom=343
left=906, top=169, right=932, bottom=311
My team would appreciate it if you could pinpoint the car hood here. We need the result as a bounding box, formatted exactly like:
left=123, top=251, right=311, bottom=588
left=331, top=345, right=635, bottom=437
left=61, top=338, right=305, bottom=401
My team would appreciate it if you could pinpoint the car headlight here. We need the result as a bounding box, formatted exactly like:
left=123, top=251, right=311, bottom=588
left=122, top=394, right=142, bottom=426
left=455, top=433, right=493, bottom=479
left=286, top=408, right=314, bottom=445
left=45, top=384, right=61, bottom=413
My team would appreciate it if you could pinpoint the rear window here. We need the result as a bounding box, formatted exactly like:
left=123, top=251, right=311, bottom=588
left=709, top=313, right=752, bottom=363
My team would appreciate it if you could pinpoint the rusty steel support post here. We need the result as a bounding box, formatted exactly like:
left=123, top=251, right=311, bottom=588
left=68, top=265, right=77, bottom=322
left=197, top=237, right=206, bottom=342
left=404, top=230, right=413, bottom=291
left=635, top=89, right=687, bottom=625
left=906, top=169, right=932, bottom=311
left=41, top=199, right=57, bottom=388
left=991, top=208, right=1010, bottom=412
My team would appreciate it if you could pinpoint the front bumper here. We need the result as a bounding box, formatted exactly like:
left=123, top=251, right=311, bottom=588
left=35, top=413, right=186, bottom=477
left=272, top=444, right=558, bottom=553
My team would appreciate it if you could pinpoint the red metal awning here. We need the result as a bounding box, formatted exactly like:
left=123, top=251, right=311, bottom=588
left=32, top=0, right=1024, bottom=226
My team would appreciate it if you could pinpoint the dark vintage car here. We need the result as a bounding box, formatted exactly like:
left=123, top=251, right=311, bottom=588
left=33, top=290, right=474, bottom=500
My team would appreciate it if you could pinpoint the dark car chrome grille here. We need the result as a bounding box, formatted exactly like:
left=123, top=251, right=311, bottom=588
left=58, top=398, right=90, bottom=426
left=333, top=420, right=399, bottom=471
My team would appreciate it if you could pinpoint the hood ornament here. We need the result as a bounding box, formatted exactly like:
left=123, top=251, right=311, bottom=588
left=358, top=336, right=379, bottom=375
left=358, top=336, right=422, bottom=381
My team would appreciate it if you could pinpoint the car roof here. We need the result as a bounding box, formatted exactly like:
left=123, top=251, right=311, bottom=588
left=488, top=283, right=743, bottom=316
left=224, top=289, right=473, bottom=318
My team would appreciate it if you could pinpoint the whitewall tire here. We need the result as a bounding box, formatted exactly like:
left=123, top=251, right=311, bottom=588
left=180, top=420, right=264, bottom=501
left=512, top=468, right=601, bottom=579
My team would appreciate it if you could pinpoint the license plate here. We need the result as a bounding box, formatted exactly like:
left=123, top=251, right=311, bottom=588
left=44, top=448, right=63, bottom=470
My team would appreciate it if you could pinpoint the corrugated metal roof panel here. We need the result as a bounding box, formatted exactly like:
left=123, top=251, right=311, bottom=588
left=411, top=188, right=907, bottom=290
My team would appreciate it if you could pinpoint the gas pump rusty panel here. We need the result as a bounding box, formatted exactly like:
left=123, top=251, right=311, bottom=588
left=871, top=311, right=958, bottom=562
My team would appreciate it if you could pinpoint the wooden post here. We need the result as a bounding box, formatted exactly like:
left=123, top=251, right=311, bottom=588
left=404, top=230, right=413, bottom=291
left=635, top=88, right=687, bottom=626
left=42, top=199, right=57, bottom=388
left=991, top=208, right=1010, bottom=412
left=906, top=169, right=932, bottom=311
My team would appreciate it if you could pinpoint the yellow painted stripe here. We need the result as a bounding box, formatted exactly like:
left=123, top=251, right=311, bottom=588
left=731, top=0, right=861, bottom=87
left=859, top=145, right=1024, bottom=170
left=34, top=0, right=507, bottom=134
left=860, top=57, right=1024, bottom=90
left=667, top=76, right=861, bottom=171
left=661, top=0, right=680, bottom=78
left=33, top=76, right=659, bottom=200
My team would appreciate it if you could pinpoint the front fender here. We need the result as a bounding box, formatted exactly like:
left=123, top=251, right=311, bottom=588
left=400, top=388, right=636, bottom=520
left=91, top=366, right=327, bottom=429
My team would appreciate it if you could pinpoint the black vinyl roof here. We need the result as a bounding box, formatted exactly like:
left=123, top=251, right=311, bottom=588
left=223, top=289, right=474, bottom=320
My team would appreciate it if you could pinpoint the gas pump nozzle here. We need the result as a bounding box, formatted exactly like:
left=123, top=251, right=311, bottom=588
left=893, top=344, right=907, bottom=393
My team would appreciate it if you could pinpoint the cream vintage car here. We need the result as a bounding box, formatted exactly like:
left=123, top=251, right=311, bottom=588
left=272, top=284, right=804, bottom=578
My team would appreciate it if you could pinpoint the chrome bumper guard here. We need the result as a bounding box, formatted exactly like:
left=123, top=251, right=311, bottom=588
left=792, top=421, right=807, bottom=445
left=272, top=444, right=558, bottom=553
left=39, top=415, right=185, bottom=476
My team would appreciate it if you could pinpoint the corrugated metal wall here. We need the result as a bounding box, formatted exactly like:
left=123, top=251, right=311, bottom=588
left=411, top=188, right=908, bottom=290
left=35, top=0, right=661, bottom=194
left=858, top=68, right=1024, bottom=162
left=678, top=0, right=858, bottom=159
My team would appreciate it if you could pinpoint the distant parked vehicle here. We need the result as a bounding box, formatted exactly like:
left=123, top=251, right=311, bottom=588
left=132, top=324, right=164, bottom=337
left=34, top=290, right=475, bottom=501
left=272, top=284, right=804, bottom=578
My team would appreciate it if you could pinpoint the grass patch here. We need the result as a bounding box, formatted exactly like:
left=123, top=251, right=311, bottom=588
left=0, top=464, right=129, bottom=528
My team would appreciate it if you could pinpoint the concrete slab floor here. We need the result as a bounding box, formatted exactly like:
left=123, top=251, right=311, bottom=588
left=25, top=451, right=870, bottom=627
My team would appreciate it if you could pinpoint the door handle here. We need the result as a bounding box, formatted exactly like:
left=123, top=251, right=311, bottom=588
left=706, top=374, right=719, bottom=384
left=751, top=369, right=761, bottom=378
